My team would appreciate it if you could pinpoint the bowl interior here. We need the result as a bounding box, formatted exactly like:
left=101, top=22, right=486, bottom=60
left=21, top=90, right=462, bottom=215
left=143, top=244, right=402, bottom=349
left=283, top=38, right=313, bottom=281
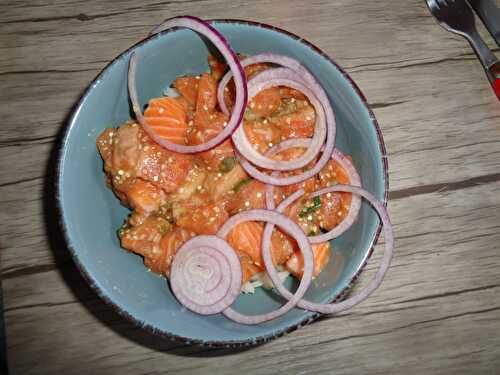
left=58, top=20, right=386, bottom=344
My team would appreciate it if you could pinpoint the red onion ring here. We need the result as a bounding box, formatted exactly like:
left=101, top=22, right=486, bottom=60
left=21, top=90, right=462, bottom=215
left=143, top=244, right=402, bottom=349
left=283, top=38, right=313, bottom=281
left=264, top=141, right=362, bottom=243
left=220, top=54, right=336, bottom=179
left=262, top=185, right=394, bottom=314
left=170, top=235, right=242, bottom=315
left=129, top=16, right=247, bottom=153
left=232, top=68, right=326, bottom=171
left=216, top=209, right=314, bottom=324
left=233, top=67, right=335, bottom=184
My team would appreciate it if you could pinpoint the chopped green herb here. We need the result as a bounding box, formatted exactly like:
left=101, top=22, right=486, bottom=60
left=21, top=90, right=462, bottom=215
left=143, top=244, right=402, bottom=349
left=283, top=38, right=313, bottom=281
left=219, top=157, right=237, bottom=173
left=299, top=196, right=321, bottom=218
left=308, top=230, right=318, bottom=236
left=233, top=178, right=253, bottom=192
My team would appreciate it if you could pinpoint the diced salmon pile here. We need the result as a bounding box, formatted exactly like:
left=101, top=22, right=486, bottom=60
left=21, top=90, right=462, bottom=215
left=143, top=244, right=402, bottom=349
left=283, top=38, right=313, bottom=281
left=96, top=55, right=352, bottom=286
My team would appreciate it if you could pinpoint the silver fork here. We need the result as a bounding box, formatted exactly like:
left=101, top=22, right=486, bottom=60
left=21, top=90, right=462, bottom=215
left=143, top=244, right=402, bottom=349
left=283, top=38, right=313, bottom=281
left=426, top=0, right=500, bottom=99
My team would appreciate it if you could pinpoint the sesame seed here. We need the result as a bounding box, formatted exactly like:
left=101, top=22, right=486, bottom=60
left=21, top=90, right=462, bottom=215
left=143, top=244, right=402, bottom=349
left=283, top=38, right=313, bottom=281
left=268, top=142, right=273, bottom=147
left=268, top=105, right=273, bottom=109
left=203, top=105, right=208, bottom=111
left=291, top=98, right=296, bottom=103
left=197, top=185, right=202, bottom=190
left=209, top=217, right=215, bottom=222
left=144, top=146, right=150, bottom=151
left=307, top=215, right=313, bottom=221
left=256, top=193, right=262, bottom=198
left=250, top=102, right=255, bottom=109
left=158, top=107, right=165, bottom=114
left=196, top=76, right=200, bottom=80
left=305, top=116, right=312, bottom=121
left=263, top=119, right=268, bottom=124
left=217, top=173, right=222, bottom=177
left=153, top=176, right=159, bottom=182
left=223, top=121, right=228, bottom=127
left=326, top=193, right=332, bottom=198
left=337, top=211, right=343, bottom=216
left=224, top=87, right=229, bottom=92
left=118, top=170, right=124, bottom=175
left=167, top=157, right=173, bottom=163
left=245, top=201, right=250, bottom=207
left=109, top=132, right=114, bottom=137
left=188, top=120, right=193, bottom=126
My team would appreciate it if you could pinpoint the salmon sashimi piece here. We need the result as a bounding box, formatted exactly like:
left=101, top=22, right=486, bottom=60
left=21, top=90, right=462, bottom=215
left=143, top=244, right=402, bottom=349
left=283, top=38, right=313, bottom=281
left=227, top=221, right=295, bottom=267
left=221, top=61, right=271, bottom=112
left=198, top=139, right=235, bottom=170
left=243, top=61, right=270, bottom=79
left=171, top=165, right=207, bottom=201
left=275, top=104, right=316, bottom=139
left=227, top=180, right=266, bottom=214
left=247, top=87, right=281, bottom=119
left=174, top=76, right=199, bottom=107
left=319, top=192, right=344, bottom=230
left=126, top=178, right=167, bottom=215
left=285, top=242, right=331, bottom=278
left=144, top=97, right=189, bottom=145
left=188, top=110, right=232, bottom=169
left=243, top=120, right=282, bottom=154
left=272, top=147, right=317, bottom=196
left=227, top=221, right=265, bottom=266
left=120, top=216, right=171, bottom=257
left=279, top=87, right=307, bottom=100
left=208, top=54, right=227, bottom=81
left=96, top=127, right=114, bottom=170
left=135, top=140, right=192, bottom=193
left=317, top=159, right=353, bottom=228
left=144, top=227, right=195, bottom=276
left=98, top=122, right=141, bottom=179
left=175, top=201, right=229, bottom=235
left=237, top=251, right=263, bottom=284
left=194, top=73, right=218, bottom=127
left=205, top=164, right=249, bottom=201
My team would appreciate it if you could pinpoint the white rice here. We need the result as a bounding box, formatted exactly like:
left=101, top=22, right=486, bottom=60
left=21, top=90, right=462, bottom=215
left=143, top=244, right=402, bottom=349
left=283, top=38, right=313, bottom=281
left=241, top=268, right=291, bottom=294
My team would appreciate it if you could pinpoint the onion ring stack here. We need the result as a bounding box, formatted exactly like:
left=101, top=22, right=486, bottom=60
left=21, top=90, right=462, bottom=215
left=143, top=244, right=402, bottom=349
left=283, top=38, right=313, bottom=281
left=126, top=16, right=394, bottom=325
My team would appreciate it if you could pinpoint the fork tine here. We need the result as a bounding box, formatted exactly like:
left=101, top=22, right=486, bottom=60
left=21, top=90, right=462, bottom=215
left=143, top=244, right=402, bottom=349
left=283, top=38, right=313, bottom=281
left=427, top=0, right=440, bottom=11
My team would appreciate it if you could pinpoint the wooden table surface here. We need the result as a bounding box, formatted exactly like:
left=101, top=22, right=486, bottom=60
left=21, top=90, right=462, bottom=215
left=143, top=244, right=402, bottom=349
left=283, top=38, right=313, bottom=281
left=2, top=0, right=500, bottom=374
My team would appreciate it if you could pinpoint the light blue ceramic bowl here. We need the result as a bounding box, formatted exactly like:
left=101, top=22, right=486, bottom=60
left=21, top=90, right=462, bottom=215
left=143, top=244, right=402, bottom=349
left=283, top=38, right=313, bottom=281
left=57, top=19, right=388, bottom=346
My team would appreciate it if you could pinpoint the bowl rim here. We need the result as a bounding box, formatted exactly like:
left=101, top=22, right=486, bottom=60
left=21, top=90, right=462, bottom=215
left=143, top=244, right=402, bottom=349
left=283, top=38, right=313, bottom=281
left=56, top=18, right=389, bottom=347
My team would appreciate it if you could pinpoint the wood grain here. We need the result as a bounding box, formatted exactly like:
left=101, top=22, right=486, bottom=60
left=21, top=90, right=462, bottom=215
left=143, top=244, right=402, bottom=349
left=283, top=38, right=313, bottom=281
left=1, top=0, right=500, bottom=374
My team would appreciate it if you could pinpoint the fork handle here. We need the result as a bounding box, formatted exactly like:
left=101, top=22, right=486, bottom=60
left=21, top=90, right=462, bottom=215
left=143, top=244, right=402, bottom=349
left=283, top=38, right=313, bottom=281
left=465, top=30, right=500, bottom=99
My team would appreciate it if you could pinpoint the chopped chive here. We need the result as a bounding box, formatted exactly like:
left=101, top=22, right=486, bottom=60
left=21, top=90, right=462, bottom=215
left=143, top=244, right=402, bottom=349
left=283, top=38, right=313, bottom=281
left=219, top=157, right=237, bottom=173
left=233, top=178, right=253, bottom=192
left=299, top=196, right=321, bottom=218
